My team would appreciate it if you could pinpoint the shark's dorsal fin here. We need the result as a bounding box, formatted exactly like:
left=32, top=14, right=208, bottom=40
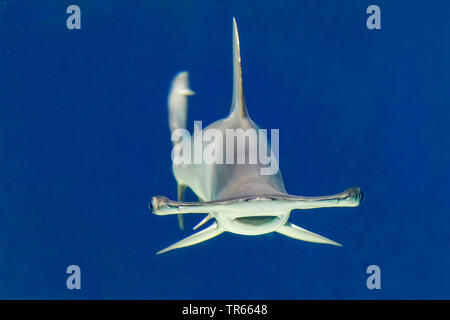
left=229, top=17, right=249, bottom=118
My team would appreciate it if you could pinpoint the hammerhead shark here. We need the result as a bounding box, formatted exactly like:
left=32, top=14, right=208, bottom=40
left=150, top=18, right=362, bottom=254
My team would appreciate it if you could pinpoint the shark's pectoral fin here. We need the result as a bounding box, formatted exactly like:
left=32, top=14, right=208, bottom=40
left=276, top=222, right=342, bottom=247
left=157, top=222, right=223, bottom=255
left=177, top=184, right=187, bottom=230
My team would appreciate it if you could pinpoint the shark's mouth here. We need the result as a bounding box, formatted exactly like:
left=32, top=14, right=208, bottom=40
left=233, top=216, right=280, bottom=226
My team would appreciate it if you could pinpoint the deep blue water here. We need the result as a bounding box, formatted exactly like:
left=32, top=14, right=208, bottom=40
left=1, top=0, right=449, bottom=299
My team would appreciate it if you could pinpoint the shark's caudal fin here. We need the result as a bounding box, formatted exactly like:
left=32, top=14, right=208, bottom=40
left=168, top=71, right=195, bottom=134
left=157, top=222, right=224, bottom=255
left=229, top=17, right=249, bottom=119
left=177, top=184, right=186, bottom=230
left=277, top=222, right=342, bottom=247
left=167, top=72, right=194, bottom=230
